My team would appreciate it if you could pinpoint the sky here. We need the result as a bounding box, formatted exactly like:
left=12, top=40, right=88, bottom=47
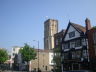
left=0, top=0, right=96, bottom=51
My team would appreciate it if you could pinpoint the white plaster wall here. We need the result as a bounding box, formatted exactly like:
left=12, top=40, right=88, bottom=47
left=49, top=52, right=54, bottom=65
left=64, top=25, right=80, bottom=41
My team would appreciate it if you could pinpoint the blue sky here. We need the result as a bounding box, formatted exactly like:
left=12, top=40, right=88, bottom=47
left=0, top=0, right=96, bottom=51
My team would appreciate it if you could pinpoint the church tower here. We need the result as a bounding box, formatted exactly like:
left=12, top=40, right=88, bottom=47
left=44, top=19, right=58, bottom=50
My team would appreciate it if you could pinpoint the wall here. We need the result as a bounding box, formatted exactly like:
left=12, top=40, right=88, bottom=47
left=64, top=25, right=80, bottom=41
left=88, top=29, right=96, bottom=58
left=31, top=50, right=53, bottom=71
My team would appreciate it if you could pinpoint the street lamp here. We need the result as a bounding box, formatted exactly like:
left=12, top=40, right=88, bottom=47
left=33, top=40, right=39, bottom=72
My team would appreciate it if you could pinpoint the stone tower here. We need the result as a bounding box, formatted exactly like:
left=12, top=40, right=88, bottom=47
left=44, top=19, right=58, bottom=50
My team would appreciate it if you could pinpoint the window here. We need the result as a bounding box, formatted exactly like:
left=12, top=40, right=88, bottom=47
left=82, top=39, right=86, bottom=46
left=13, top=53, right=15, bottom=56
left=45, top=66, right=47, bottom=70
left=69, top=31, right=75, bottom=38
left=72, top=52, right=75, bottom=59
left=64, top=43, right=69, bottom=49
left=64, top=52, right=69, bottom=59
left=70, top=41, right=75, bottom=48
left=75, top=39, right=81, bottom=47
left=75, top=51, right=81, bottom=58
left=82, top=50, right=87, bottom=58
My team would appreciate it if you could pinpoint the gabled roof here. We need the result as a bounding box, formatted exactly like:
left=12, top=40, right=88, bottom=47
left=72, top=23, right=86, bottom=32
left=62, top=22, right=86, bottom=41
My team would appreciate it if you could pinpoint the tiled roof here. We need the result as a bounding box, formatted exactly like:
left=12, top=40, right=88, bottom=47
left=71, top=23, right=86, bottom=32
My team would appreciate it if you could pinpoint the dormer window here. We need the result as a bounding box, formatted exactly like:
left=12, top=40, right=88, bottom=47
left=69, top=31, right=75, bottom=38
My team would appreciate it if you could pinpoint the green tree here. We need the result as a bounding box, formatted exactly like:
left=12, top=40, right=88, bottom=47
left=0, top=49, right=8, bottom=64
left=93, top=26, right=96, bottom=29
left=19, top=43, right=36, bottom=71
left=53, top=47, right=61, bottom=72
left=0, top=49, right=8, bottom=70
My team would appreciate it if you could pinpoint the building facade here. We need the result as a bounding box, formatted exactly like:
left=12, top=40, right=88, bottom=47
left=54, top=30, right=65, bottom=50
left=10, top=46, right=21, bottom=69
left=61, top=18, right=91, bottom=71
left=30, top=49, right=54, bottom=72
left=44, top=19, right=58, bottom=50
left=87, top=28, right=96, bottom=70
left=11, top=46, right=25, bottom=71
left=88, top=28, right=96, bottom=59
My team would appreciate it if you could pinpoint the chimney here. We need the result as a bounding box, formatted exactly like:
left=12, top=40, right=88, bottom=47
left=85, top=18, right=91, bottom=31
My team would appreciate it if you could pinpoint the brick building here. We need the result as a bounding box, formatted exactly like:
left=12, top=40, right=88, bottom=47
left=88, top=28, right=96, bottom=58
left=87, top=28, right=96, bottom=71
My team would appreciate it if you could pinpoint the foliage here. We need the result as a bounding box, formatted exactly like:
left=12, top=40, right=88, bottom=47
left=92, top=26, right=96, bottom=29
left=13, top=54, right=19, bottom=70
left=19, top=43, right=37, bottom=71
left=19, top=43, right=37, bottom=62
left=53, top=46, right=61, bottom=72
left=0, top=49, right=8, bottom=64
left=53, top=47, right=61, bottom=53
left=53, top=53, right=61, bottom=67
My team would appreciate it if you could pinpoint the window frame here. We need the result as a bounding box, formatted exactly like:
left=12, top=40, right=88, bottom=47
left=75, top=39, right=81, bottom=47
left=69, top=31, right=75, bottom=38
left=64, top=43, right=70, bottom=49
left=64, top=52, right=69, bottom=59
left=70, top=41, right=75, bottom=48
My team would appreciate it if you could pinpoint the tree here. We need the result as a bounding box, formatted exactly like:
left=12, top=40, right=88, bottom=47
left=93, top=26, right=96, bottom=29
left=53, top=47, right=61, bottom=72
left=0, top=49, right=8, bottom=64
left=0, top=49, right=8, bottom=70
left=19, top=43, right=37, bottom=71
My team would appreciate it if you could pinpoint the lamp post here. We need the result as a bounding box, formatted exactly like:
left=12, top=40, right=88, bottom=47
left=33, top=40, right=39, bottom=72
